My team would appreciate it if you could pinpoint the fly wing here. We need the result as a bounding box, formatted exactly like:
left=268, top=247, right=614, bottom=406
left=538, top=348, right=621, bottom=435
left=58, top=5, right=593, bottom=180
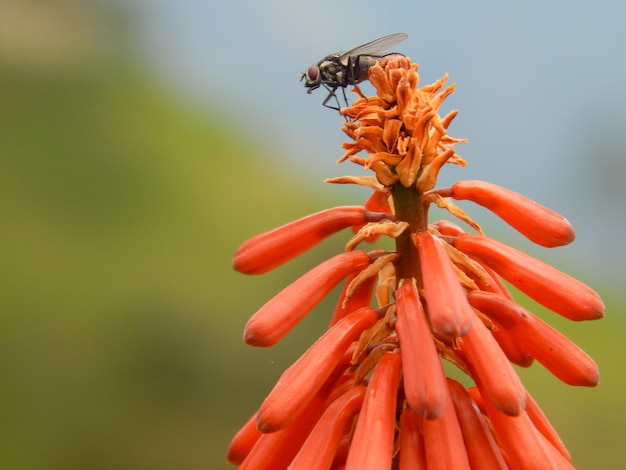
left=336, top=33, right=408, bottom=65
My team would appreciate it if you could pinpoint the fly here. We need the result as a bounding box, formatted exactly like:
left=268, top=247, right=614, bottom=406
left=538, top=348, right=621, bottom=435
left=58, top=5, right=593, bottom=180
left=301, top=33, right=408, bottom=111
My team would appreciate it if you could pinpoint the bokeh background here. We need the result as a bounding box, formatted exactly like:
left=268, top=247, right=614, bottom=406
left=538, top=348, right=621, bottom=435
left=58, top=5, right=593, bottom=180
left=1, top=1, right=624, bottom=469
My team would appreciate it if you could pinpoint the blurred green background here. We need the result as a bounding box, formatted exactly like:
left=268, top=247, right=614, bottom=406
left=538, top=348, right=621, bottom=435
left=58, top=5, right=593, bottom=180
left=0, top=2, right=624, bottom=469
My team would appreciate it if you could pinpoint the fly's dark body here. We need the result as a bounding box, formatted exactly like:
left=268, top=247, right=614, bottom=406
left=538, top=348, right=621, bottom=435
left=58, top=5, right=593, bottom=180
left=301, top=33, right=408, bottom=111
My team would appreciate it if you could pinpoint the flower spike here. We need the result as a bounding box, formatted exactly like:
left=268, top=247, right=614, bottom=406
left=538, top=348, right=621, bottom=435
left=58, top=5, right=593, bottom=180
left=229, top=52, right=603, bottom=468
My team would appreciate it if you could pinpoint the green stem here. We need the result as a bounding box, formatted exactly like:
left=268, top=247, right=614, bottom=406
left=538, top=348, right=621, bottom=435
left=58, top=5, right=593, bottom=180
left=392, top=183, right=428, bottom=286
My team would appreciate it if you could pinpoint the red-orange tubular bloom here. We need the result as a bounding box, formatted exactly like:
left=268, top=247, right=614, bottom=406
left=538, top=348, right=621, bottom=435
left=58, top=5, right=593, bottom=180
left=438, top=180, right=576, bottom=247
left=453, top=233, right=604, bottom=321
left=234, top=206, right=391, bottom=274
left=228, top=55, right=603, bottom=468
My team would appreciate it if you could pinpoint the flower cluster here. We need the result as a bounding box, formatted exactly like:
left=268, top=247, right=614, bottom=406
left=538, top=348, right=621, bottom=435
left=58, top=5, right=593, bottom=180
left=227, top=56, right=604, bottom=469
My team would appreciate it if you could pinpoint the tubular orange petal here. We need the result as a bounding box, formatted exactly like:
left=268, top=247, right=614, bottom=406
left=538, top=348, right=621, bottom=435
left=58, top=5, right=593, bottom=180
left=458, top=312, right=527, bottom=416
left=395, top=280, right=447, bottom=419
left=399, top=407, right=427, bottom=470
left=257, top=307, right=378, bottom=432
left=240, top=377, right=335, bottom=470
left=226, top=412, right=262, bottom=465
left=289, top=385, right=366, bottom=470
left=244, top=250, right=371, bottom=346
left=447, top=379, right=507, bottom=470
left=468, top=290, right=599, bottom=386
left=234, top=206, right=388, bottom=274
left=431, top=219, right=464, bottom=237
left=420, top=384, right=471, bottom=470
left=453, top=233, right=605, bottom=321
left=345, top=351, right=402, bottom=470
left=449, top=180, right=575, bottom=247
left=490, top=320, right=534, bottom=367
left=525, top=392, right=571, bottom=461
left=476, top=383, right=573, bottom=470
left=413, top=231, right=473, bottom=337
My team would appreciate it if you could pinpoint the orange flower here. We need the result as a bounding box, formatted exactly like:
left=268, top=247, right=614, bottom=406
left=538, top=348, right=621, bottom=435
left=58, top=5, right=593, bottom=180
left=228, top=54, right=603, bottom=468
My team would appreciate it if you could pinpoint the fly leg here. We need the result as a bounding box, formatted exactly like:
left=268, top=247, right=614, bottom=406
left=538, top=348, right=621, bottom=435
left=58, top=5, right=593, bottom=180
left=321, top=84, right=342, bottom=111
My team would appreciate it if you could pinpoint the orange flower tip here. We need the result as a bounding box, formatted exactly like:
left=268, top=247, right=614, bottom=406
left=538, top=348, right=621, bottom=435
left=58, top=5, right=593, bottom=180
left=226, top=413, right=261, bottom=465
left=233, top=206, right=371, bottom=275
left=449, top=180, right=576, bottom=247
left=412, top=400, right=447, bottom=421
left=243, top=321, right=273, bottom=347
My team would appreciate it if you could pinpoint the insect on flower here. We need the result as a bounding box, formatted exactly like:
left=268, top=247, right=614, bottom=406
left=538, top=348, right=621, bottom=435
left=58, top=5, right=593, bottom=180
left=300, top=33, right=408, bottom=111
left=229, top=52, right=605, bottom=469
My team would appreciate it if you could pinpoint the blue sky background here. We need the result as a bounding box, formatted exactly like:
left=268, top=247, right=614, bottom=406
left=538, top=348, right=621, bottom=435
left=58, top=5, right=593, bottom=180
left=120, top=0, right=626, bottom=285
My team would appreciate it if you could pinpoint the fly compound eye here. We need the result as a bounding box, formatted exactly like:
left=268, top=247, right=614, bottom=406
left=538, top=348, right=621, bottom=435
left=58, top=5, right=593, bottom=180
left=306, top=66, right=320, bottom=84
